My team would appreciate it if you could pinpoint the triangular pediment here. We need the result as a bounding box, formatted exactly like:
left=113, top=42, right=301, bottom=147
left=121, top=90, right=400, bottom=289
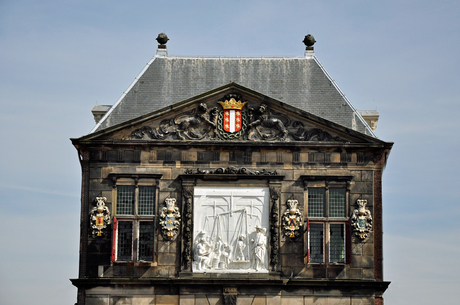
left=76, top=83, right=386, bottom=146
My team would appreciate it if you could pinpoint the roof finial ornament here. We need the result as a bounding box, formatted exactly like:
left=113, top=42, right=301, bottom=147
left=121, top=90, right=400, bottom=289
left=156, top=32, right=169, bottom=45
left=156, top=32, right=169, bottom=56
left=303, top=34, right=315, bottom=58
left=303, top=34, right=316, bottom=50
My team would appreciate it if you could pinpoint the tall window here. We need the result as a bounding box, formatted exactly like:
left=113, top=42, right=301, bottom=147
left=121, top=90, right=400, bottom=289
left=112, top=185, right=156, bottom=262
left=307, top=187, right=349, bottom=264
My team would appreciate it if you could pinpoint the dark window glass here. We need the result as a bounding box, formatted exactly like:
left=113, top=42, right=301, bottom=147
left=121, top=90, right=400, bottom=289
left=308, top=188, right=325, bottom=217
left=138, top=221, right=155, bottom=261
left=309, top=223, right=324, bottom=263
left=117, top=186, right=135, bottom=215
left=138, top=186, right=155, bottom=215
left=117, top=221, right=133, bottom=261
left=329, top=223, right=345, bottom=263
left=329, top=188, right=346, bottom=217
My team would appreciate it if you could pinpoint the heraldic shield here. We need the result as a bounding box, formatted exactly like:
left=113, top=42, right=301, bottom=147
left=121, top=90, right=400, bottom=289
left=217, top=94, right=248, bottom=139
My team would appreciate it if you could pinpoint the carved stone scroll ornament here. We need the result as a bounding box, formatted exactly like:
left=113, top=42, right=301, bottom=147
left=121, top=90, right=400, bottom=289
left=351, top=199, right=373, bottom=240
left=184, top=166, right=277, bottom=176
left=89, top=197, right=111, bottom=237
left=291, top=122, right=343, bottom=142
left=182, top=186, right=193, bottom=270
left=282, top=195, right=303, bottom=239
left=269, top=187, right=280, bottom=271
left=159, top=197, right=181, bottom=240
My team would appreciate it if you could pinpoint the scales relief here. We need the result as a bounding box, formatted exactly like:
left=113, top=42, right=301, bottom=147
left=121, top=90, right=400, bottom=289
left=192, top=187, right=269, bottom=273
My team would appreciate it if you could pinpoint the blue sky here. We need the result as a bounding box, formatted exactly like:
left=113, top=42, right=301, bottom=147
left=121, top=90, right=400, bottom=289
left=1, top=1, right=460, bottom=304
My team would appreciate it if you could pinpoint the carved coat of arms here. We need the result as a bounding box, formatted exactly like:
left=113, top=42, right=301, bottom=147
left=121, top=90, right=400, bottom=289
left=282, top=196, right=303, bottom=239
left=159, top=197, right=181, bottom=240
left=217, top=95, right=248, bottom=139
left=351, top=199, right=372, bottom=240
left=89, top=197, right=111, bottom=237
left=129, top=93, right=345, bottom=143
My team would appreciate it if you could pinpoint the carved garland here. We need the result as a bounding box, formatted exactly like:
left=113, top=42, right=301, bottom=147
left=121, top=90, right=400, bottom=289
left=184, top=166, right=278, bottom=176
left=182, top=186, right=193, bottom=270
left=269, top=187, right=280, bottom=271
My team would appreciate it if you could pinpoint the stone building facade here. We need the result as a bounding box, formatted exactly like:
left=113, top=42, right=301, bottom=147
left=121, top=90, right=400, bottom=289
left=71, top=36, right=392, bottom=305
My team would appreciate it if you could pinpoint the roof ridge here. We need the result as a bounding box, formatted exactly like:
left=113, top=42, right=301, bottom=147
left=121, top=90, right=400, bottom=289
left=90, top=56, right=158, bottom=133
left=312, top=56, right=377, bottom=138
left=156, top=55, right=308, bottom=60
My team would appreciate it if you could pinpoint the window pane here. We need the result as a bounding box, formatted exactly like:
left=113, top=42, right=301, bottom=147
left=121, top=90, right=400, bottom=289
left=329, top=188, right=346, bottom=217
left=138, top=221, right=155, bottom=261
left=308, top=188, right=325, bottom=217
left=117, top=186, right=134, bottom=215
left=139, top=186, right=155, bottom=215
left=309, top=223, right=324, bottom=263
left=117, top=221, right=133, bottom=261
left=329, top=223, right=345, bottom=263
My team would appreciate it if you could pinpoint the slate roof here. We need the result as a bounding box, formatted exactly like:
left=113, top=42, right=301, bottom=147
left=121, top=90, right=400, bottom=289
left=92, top=51, right=375, bottom=137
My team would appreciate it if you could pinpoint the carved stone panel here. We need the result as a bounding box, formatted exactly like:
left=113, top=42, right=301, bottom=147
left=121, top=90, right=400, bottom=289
left=124, top=93, right=347, bottom=143
left=193, top=187, right=270, bottom=273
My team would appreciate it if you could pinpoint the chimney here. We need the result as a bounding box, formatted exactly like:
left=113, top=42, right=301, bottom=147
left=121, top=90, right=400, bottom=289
left=92, top=105, right=111, bottom=124
left=358, top=110, right=380, bottom=132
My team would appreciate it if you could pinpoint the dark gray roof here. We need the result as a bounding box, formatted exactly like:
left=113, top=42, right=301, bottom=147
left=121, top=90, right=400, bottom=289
left=92, top=52, right=375, bottom=137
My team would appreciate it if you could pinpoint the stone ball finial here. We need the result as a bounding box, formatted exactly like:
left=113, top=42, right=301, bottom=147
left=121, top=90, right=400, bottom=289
left=303, top=34, right=316, bottom=47
left=156, top=33, right=169, bottom=45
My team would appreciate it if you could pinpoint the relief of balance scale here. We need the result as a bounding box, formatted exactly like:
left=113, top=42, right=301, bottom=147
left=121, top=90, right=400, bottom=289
left=193, top=188, right=269, bottom=273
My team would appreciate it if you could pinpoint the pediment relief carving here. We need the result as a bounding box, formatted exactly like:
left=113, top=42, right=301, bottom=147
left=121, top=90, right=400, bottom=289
left=103, top=93, right=356, bottom=143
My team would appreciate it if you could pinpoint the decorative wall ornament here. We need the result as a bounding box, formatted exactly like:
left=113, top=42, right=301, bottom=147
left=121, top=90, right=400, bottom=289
left=131, top=103, right=218, bottom=140
left=89, top=197, right=111, bottom=237
left=159, top=197, right=181, bottom=240
left=291, top=123, right=343, bottom=142
left=248, top=104, right=289, bottom=141
left=282, top=195, right=303, bottom=239
left=128, top=94, right=346, bottom=143
left=269, top=187, right=280, bottom=271
left=182, top=186, right=194, bottom=270
left=217, top=94, right=248, bottom=139
left=192, top=187, right=269, bottom=273
left=351, top=199, right=373, bottom=240
left=183, top=167, right=278, bottom=176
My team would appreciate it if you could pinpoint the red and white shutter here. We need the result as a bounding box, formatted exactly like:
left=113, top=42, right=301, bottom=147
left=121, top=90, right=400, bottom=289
left=111, top=217, right=117, bottom=262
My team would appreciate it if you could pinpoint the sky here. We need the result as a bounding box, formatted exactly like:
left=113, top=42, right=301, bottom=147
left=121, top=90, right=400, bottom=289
left=1, top=0, right=460, bottom=304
